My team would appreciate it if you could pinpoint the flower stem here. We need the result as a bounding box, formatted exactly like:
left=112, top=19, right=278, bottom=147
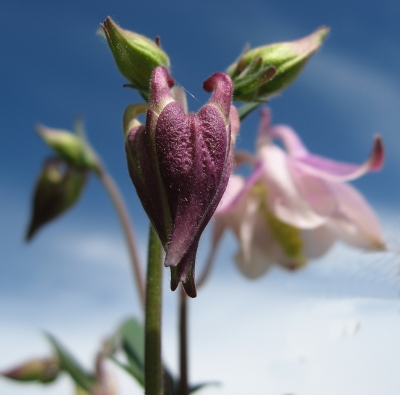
left=197, top=223, right=224, bottom=288
left=179, top=286, right=189, bottom=395
left=145, top=225, right=164, bottom=395
left=97, top=164, right=146, bottom=306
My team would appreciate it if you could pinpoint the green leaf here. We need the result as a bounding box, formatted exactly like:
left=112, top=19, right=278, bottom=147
left=162, top=366, right=176, bottom=395
left=46, top=333, right=95, bottom=392
left=106, top=318, right=145, bottom=387
left=109, top=356, right=144, bottom=386
left=119, top=318, right=145, bottom=372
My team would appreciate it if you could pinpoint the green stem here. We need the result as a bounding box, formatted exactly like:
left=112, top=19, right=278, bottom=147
left=97, top=164, right=146, bottom=307
left=179, top=286, right=189, bottom=395
left=145, top=225, right=164, bottom=395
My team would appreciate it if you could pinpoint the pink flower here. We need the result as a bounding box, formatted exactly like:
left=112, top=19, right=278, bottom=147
left=213, top=108, right=385, bottom=278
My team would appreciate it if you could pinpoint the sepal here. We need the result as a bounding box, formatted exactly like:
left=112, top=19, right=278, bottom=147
left=101, top=17, right=170, bottom=99
left=227, top=27, right=329, bottom=101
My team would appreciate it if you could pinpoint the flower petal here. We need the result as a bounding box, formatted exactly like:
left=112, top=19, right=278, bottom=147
left=230, top=105, right=241, bottom=141
left=327, top=181, right=385, bottom=250
left=256, top=107, right=272, bottom=148
left=259, top=145, right=326, bottom=228
left=226, top=191, right=273, bottom=278
left=288, top=162, right=338, bottom=217
left=215, top=175, right=245, bottom=214
left=301, top=226, right=336, bottom=258
left=290, top=136, right=383, bottom=182
left=216, top=163, right=263, bottom=215
left=268, top=124, right=309, bottom=157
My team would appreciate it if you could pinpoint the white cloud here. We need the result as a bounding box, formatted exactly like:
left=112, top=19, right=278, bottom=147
left=2, top=192, right=400, bottom=394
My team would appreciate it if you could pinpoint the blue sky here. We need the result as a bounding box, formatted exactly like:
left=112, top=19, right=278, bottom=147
left=2, top=0, right=400, bottom=394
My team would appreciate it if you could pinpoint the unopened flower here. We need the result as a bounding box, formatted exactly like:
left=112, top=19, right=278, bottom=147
left=1, top=356, right=60, bottom=383
left=214, top=108, right=385, bottom=278
left=37, top=122, right=99, bottom=173
left=124, top=66, right=239, bottom=297
left=101, top=17, right=170, bottom=99
left=227, top=27, right=329, bottom=102
left=26, top=158, right=87, bottom=241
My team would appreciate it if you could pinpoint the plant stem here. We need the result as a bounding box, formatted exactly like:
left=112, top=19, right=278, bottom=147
left=145, top=225, right=164, bottom=395
left=97, top=165, right=146, bottom=307
left=179, top=286, right=189, bottom=395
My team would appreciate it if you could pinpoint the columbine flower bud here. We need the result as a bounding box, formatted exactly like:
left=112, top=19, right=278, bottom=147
left=124, top=66, right=238, bottom=297
left=1, top=356, right=60, bottom=383
left=37, top=125, right=99, bottom=173
left=26, top=158, right=87, bottom=240
left=101, top=16, right=170, bottom=99
left=227, top=26, right=329, bottom=102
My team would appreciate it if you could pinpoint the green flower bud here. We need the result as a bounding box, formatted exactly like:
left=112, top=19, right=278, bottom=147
left=26, top=158, right=87, bottom=241
left=37, top=123, right=99, bottom=173
left=227, top=26, right=329, bottom=102
left=1, top=356, right=60, bottom=383
left=101, top=16, right=170, bottom=99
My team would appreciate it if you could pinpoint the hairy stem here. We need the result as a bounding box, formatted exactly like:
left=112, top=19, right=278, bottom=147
left=179, top=286, right=189, bottom=395
left=145, top=225, right=164, bottom=395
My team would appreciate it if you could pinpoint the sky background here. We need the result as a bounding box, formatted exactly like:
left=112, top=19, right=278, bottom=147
left=2, top=0, right=400, bottom=394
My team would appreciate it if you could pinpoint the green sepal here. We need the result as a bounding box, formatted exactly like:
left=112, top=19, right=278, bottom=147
left=233, top=60, right=276, bottom=100
left=227, top=26, right=329, bottom=102
left=101, top=16, right=170, bottom=98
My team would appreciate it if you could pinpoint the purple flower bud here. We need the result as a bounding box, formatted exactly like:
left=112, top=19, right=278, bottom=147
left=1, top=356, right=60, bottom=383
left=125, top=66, right=237, bottom=297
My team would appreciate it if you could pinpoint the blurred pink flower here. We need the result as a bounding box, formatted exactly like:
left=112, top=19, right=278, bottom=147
left=212, top=108, right=385, bottom=278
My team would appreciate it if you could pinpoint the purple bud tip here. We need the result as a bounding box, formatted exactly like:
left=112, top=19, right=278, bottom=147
left=203, top=72, right=233, bottom=120
left=150, top=66, right=175, bottom=113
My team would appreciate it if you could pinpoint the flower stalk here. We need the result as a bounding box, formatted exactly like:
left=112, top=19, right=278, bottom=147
left=97, top=163, right=146, bottom=307
left=179, top=287, right=189, bottom=395
left=145, top=225, right=164, bottom=395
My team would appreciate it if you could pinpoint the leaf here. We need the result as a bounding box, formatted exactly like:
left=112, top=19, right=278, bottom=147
left=106, top=318, right=145, bottom=387
left=46, top=333, right=95, bottom=392
left=109, top=356, right=144, bottom=387
left=119, top=318, right=145, bottom=372
left=162, top=366, right=176, bottom=395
